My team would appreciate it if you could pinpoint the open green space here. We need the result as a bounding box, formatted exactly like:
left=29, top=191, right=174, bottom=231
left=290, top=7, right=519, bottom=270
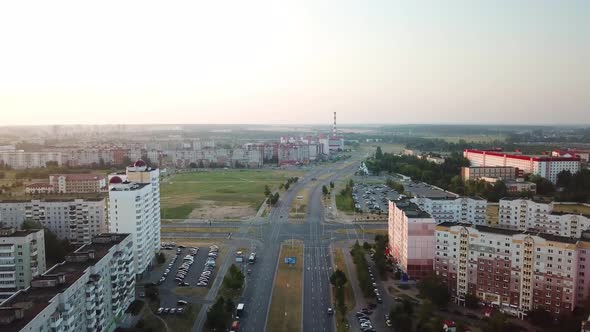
left=160, top=169, right=302, bottom=219
left=267, top=241, right=304, bottom=332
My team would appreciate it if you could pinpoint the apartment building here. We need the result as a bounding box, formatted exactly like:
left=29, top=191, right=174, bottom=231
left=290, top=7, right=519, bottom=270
left=388, top=199, right=436, bottom=279
left=108, top=160, right=160, bottom=276
left=461, top=166, right=518, bottom=182
left=0, top=198, right=107, bottom=244
left=498, top=198, right=590, bottom=238
left=411, top=197, right=487, bottom=225
left=434, top=222, right=590, bottom=317
left=0, top=228, right=46, bottom=301
left=463, top=149, right=581, bottom=183
left=49, top=174, right=107, bottom=193
left=0, top=233, right=134, bottom=332
left=0, top=151, right=63, bottom=169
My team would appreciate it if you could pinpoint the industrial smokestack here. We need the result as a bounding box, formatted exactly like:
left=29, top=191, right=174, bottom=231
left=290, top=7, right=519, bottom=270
left=333, top=111, right=337, bottom=137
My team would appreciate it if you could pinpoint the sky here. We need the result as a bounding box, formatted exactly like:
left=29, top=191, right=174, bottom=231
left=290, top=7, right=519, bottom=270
left=0, top=0, right=589, bottom=126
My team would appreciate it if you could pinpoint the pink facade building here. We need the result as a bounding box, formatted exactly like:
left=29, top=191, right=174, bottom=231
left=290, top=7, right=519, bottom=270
left=388, top=199, right=436, bottom=279
left=435, top=222, right=590, bottom=317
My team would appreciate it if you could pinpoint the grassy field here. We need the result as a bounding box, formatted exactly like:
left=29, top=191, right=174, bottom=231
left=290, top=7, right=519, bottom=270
left=267, top=240, right=304, bottom=332
left=336, top=192, right=354, bottom=212
left=332, top=248, right=355, bottom=332
left=486, top=204, right=499, bottom=224
left=553, top=203, right=590, bottom=215
left=160, top=169, right=302, bottom=219
left=163, top=304, right=200, bottom=331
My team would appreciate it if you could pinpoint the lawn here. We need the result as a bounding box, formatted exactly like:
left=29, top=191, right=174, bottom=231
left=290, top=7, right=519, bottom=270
left=553, top=203, right=590, bottom=215
left=336, top=192, right=354, bottom=212
left=486, top=204, right=499, bottom=225
left=160, top=169, right=302, bottom=219
left=162, top=304, right=201, bottom=331
left=267, top=240, right=304, bottom=332
left=332, top=248, right=355, bottom=332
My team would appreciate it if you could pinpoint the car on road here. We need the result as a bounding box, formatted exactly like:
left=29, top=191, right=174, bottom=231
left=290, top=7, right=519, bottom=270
left=157, top=307, right=163, bottom=314
left=376, top=297, right=383, bottom=303
left=327, top=307, right=333, bottom=315
left=177, top=300, right=188, bottom=305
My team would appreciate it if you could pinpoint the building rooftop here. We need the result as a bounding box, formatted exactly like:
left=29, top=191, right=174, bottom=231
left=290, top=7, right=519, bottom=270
left=109, top=182, right=150, bottom=192
left=0, top=228, right=41, bottom=238
left=464, top=149, right=581, bottom=162
left=393, top=199, right=432, bottom=218
left=422, top=196, right=485, bottom=201
left=437, top=222, right=579, bottom=244
left=50, top=173, right=105, bottom=181
left=0, top=196, right=105, bottom=204
left=500, top=197, right=550, bottom=204
left=0, top=233, right=130, bottom=332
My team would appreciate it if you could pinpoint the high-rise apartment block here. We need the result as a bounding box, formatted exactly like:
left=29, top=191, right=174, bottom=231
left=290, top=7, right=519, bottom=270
left=498, top=198, right=590, bottom=238
left=108, top=160, right=160, bottom=276
left=411, top=197, right=487, bottom=224
left=434, top=222, right=590, bottom=317
left=0, top=198, right=107, bottom=244
left=388, top=199, right=436, bottom=279
left=0, top=228, right=46, bottom=301
left=0, top=233, right=134, bottom=332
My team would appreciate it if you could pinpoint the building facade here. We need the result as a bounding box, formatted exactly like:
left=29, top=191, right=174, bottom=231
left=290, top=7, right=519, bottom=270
left=49, top=174, right=107, bottom=193
left=0, top=228, right=46, bottom=301
left=463, top=149, right=581, bottom=183
left=0, top=151, right=63, bottom=169
left=0, top=233, right=134, bottom=332
left=411, top=197, right=487, bottom=224
left=0, top=198, right=107, bottom=244
left=498, top=198, right=590, bottom=238
left=108, top=160, right=160, bottom=276
left=388, top=199, right=436, bottom=279
left=434, top=222, right=590, bottom=317
left=461, top=166, right=518, bottom=182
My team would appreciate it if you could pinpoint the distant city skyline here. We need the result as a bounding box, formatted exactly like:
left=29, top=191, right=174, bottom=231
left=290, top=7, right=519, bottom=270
left=1, top=1, right=588, bottom=126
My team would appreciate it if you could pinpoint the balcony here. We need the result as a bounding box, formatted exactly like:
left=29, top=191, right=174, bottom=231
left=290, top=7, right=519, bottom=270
left=50, top=314, right=63, bottom=328
left=0, top=245, right=14, bottom=254
left=0, top=259, right=15, bottom=267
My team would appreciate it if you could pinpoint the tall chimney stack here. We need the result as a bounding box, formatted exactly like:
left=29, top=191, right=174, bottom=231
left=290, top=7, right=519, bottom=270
left=333, top=111, right=337, bottom=137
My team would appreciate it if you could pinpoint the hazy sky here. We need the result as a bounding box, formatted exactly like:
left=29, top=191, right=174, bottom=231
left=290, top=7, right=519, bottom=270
left=1, top=1, right=589, bottom=125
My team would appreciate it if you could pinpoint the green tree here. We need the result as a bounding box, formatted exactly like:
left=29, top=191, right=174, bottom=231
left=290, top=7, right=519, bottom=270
left=329, top=181, right=335, bottom=189
left=417, top=274, right=450, bottom=307
left=156, top=252, right=166, bottom=265
left=22, top=219, right=71, bottom=265
left=189, top=162, right=197, bottom=168
left=264, top=184, right=271, bottom=197
left=322, top=185, right=329, bottom=196
left=330, top=269, right=347, bottom=288
left=223, top=264, right=245, bottom=290
left=206, top=297, right=230, bottom=330
left=556, top=170, right=573, bottom=188
left=465, top=293, right=480, bottom=309
left=375, top=146, right=383, bottom=160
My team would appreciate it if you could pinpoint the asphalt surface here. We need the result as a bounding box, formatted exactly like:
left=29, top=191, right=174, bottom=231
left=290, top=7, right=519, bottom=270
left=352, top=182, right=399, bottom=214
left=160, top=154, right=388, bottom=332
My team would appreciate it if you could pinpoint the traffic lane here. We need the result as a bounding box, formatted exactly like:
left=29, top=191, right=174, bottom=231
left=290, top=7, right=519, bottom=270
left=367, top=257, right=394, bottom=331
left=239, top=243, right=281, bottom=332
left=303, top=246, right=334, bottom=332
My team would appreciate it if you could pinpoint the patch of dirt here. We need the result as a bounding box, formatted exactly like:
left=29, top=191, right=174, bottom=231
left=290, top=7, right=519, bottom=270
left=188, top=200, right=257, bottom=219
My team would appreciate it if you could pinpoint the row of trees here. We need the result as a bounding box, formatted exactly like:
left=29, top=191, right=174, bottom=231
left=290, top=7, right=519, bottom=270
left=373, top=235, right=388, bottom=278
left=329, top=269, right=348, bottom=316
left=385, top=178, right=405, bottom=194
left=322, top=182, right=335, bottom=197
left=447, top=177, right=509, bottom=202
left=280, top=177, right=299, bottom=191
left=350, top=241, right=374, bottom=298
left=366, top=151, right=470, bottom=190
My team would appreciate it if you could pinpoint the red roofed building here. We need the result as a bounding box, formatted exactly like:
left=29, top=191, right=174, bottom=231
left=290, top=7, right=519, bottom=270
left=49, top=174, right=107, bottom=193
left=463, top=149, right=581, bottom=184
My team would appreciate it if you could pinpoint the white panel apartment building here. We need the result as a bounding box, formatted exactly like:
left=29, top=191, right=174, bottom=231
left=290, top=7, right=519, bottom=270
left=0, top=228, right=46, bottom=301
left=0, top=233, right=134, bottom=332
left=108, top=160, right=160, bottom=276
left=435, top=223, right=590, bottom=317
left=0, top=151, right=63, bottom=169
left=498, top=198, right=590, bottom=238
left=411, top=197, right=487, bottom=224
left=0, top=198, right=107, bottom=244
left=463, top=149, right=581, bottom=183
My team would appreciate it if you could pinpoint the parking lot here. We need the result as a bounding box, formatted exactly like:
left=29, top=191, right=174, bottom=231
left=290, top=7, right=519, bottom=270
left=142, top=243, right=224, bottom=309
left=352, top=183, right=399, bottom=214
